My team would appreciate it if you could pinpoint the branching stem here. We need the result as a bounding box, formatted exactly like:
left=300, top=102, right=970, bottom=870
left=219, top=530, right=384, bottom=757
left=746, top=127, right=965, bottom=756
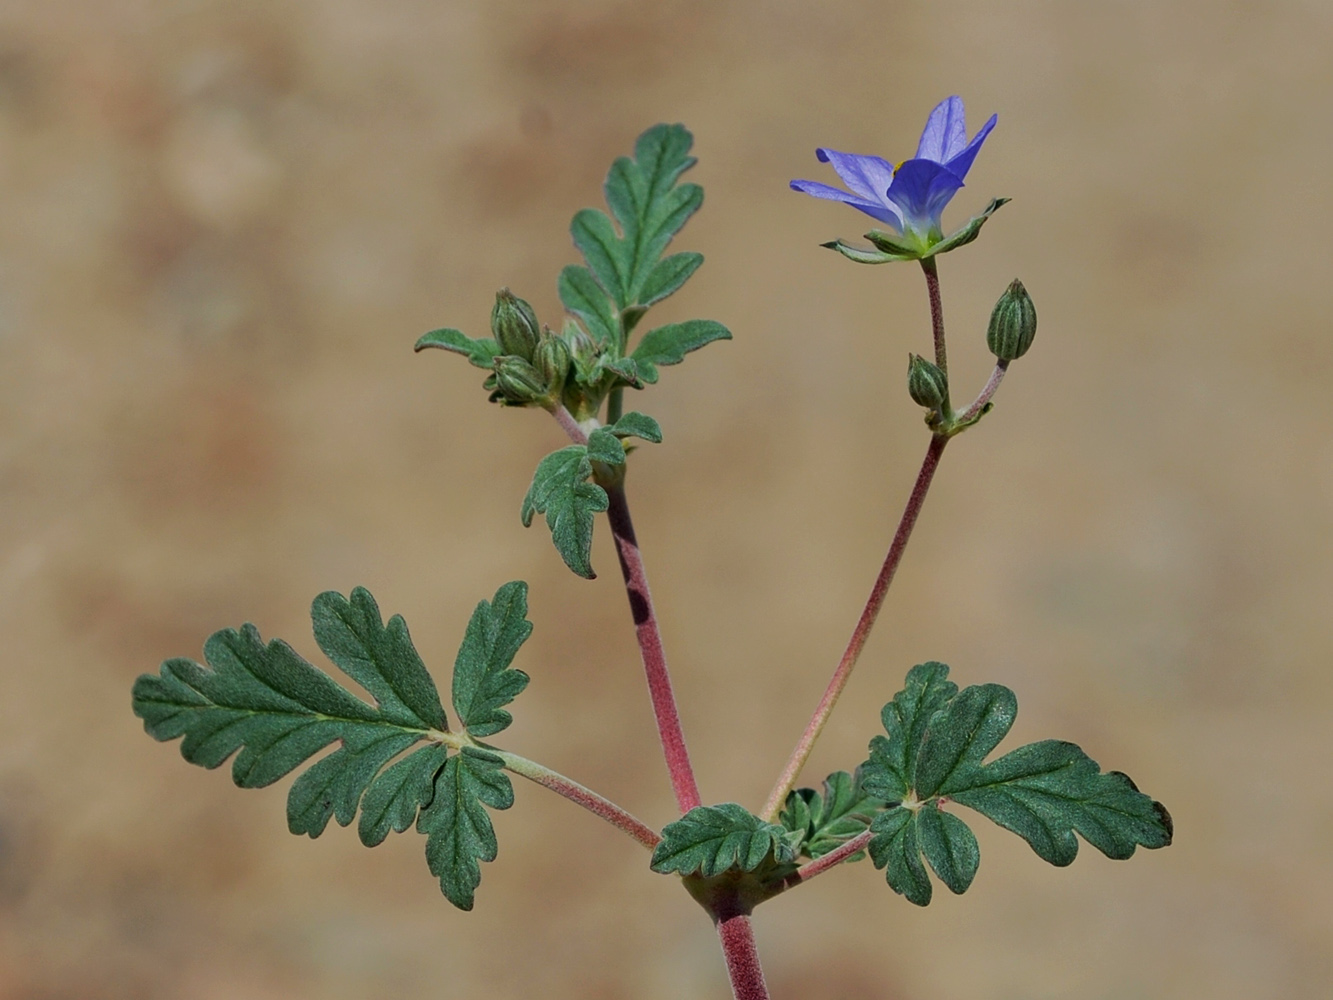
left=550, top=404, right=702, bottom=814
left=717, top=915, right=771, bottom=1000
left=760, top=432, right=948, bottom=822
left=491, top=749, right=661, bottom=850
left=765, top=830, right=875, bottom=901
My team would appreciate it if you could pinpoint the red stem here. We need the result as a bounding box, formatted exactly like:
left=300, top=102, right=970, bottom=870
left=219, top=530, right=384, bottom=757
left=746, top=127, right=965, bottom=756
left=548, top=406, right=702, bottom=813
left=605, top=482, right=703, bottom=813
left=760, top=433, right=948, bottom=820
left=766, top=830, right=875, bottom=900
left=921, top=257, right=948, bottom=378
left=717, top=915, right=770, bottom=1000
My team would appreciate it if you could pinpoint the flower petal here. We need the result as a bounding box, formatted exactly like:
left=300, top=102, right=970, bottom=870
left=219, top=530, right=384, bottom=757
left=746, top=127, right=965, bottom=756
left=915, top=96, right=969, bottom=164
left=814, top=148, right=897, bottom=202
left=942, top=113, right=997, bottom=181
left=886, top=159, right=965, bottom=234
left=790, top=179, right=903, bottom=228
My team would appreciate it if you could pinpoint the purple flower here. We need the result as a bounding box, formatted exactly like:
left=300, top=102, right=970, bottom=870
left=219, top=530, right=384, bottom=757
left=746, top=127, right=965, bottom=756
left=791, top=97, right=997, bottom=249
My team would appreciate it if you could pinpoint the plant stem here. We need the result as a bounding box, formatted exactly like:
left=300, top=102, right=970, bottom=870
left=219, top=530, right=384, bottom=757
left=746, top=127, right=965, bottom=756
left=549, top=405, right=702, bottom=814
left=955, top=359, right=1009, bottom=426
left=490, top=749, right=661, bottom=850
left=760, top=433, right=948, bottom=821
left=921, top=256, right=948, bottom=377
left=765, top=830, right=875, bottom=900
left=605, top=482, right=703, bottom=813
left=717, top=915, right=771, bottom=1000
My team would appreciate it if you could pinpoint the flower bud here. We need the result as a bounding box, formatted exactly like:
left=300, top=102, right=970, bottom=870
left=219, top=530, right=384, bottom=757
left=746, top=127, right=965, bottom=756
left=491, top=288, right=541, bottom=361
left=534, top=331, right=572, bottom=399
left=907, top=354, right=948, bottom=410
left=561, top=319, right=598, bottom=365
left=492, top=356, right=548, bottom=405
left=986, top=279, right=1037, bottom=361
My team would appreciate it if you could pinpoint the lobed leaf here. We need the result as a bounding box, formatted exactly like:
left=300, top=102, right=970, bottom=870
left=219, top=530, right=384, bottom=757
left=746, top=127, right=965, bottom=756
left=132, top=585, right=537, bottom=911
left=520, top=446, right=609, bottom=579
left=451, top=582, right=533, bottom=738
left=638, top=252, right=703, bottom=307
left=859, top=662, right=1172, bottom=906
left=652, top=803, right=796, bottom=879
left=631, top=320, right=731, bottom=383
left=586, top=427, right=627, bottom=466
left=558, top=265, right=618, bottom=345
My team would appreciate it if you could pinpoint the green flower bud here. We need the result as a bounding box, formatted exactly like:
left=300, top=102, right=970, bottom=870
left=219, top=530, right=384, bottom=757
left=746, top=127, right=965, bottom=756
left=491, top=288, right=541, bottom=362
left=492, top=355, right=547, bottom=405
left=986, top=279, right=1037, bottom=361
left=561, top=318, right=598, bottom=365
left=907, top=353, right=948, bottom=410
left=534, top=331, right=572, bottom=399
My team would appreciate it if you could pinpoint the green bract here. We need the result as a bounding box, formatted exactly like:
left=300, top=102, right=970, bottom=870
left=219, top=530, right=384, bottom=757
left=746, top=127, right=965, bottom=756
left=652, top=804, right=796, bottom=879
left=780, top=769, right=885, bottom=862
left=859, top=662, right=1173, bottom=906
left=131, top=583, right=538, bottom=911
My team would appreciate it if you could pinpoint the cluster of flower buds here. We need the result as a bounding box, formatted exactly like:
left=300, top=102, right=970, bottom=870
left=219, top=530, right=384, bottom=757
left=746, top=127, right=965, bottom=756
left=484, top=289, right=608, bottom=410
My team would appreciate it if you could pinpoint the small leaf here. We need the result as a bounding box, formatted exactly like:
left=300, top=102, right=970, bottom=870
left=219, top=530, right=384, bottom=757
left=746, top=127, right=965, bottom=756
left=609, top=411, right=663, bottom=444
left=651, top=803, right=796, bottom=879
left=520, top=446, right=609, bottom=579
left=638, top=252, right=703, bottom=306
left=415, top=328, right=502, bottom=368
left=780, top=769, right=886, bottom=862
left=419, top=747, right=515, bottom=911
left=631, top=320, right=731, bottom=383
left=586, top=427, right=627, bottom=466
left=451, top=582, right=533, bottom=738
left=558, top=265, right=618, bottom=345
left=570, top=209, right=629, bottom=308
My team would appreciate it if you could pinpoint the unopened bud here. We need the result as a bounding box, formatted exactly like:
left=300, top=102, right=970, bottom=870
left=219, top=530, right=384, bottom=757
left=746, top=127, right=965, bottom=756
left=492, top=356, right=547, bottom=405
left=986, top=279, right=1037, bottom=361
left=534, top=332, right=572, bottom=399
left=907, top=354, right=948, bottom=410
left=491, top=289, right=541, bottom=361
left=562, top=319, right=598, bottom=364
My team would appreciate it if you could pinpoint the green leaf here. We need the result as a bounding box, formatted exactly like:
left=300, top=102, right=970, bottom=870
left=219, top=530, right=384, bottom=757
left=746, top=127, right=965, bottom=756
left=570, top=209, right=629, bottom=307
left=420, top=746, right=514, bottom=911
left=652, top=803, right=797, bottom=879
left=415, top=328, right=501, bottom=368
left=609, top=411, right=662, bottom=444
left=451, top=582, right=533, bottom=738
left=631, top=320, right=731, bottom=383
left=780, top=768, right=886, bottom=861
left=586, top=427, right=627, bottom=466
left=638, top=252, right=703, bottom=307
left=860, top=661, right=1172, bottom=905
left=820, top=239, right=911, bottom=265
left=359, top=742, right=450, bottom=847
left=313, top=588, right=449, bottom=731
left=863, top=661, right=957, bottom=803
left=868, top=807, right=932, bottom=906
left=558, top=265, right=618, bottom=346
left=131, top=592, right=449, bottom=837
left=596, top=355, right=643, bottom=389
left=601, top=124, right=704, bottom=307
left=520, top=446, right=609, bottom=579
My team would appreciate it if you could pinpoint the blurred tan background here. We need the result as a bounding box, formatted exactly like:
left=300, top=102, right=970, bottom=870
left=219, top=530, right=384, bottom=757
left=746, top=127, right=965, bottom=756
left=1, top=1, right=1331, bottom=998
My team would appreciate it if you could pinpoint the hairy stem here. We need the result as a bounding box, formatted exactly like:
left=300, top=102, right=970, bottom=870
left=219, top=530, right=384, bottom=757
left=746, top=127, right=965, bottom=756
left=766, top=830, right=875, bottom=900
left=490, top=749, right=661, bottom=850
left=760, top=433, right=948, bottom=821
left=955, top=359, right=1009, bottom=426
left=605, top=482, right=703, bottom=813
left=717, top=915, right=771, bottom=1000
left=550, top=405, right=702, bottom=813
left=921, top=256, right=948, bottom=379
